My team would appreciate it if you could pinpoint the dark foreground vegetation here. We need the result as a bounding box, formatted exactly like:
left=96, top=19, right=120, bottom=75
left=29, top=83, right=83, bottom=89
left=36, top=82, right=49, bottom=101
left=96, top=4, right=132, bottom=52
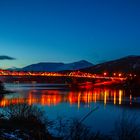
left=0, top=103, right=105, bottom=140
left=0, top=81, right=13, bottom=95
left=0, top=103, right=54, bottom=140
left=0, top=103, right=140, bottom=140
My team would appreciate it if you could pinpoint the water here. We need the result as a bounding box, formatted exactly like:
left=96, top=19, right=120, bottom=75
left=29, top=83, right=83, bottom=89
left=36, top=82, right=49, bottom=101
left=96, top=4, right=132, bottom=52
left=1, top=83, right=140, bottom=134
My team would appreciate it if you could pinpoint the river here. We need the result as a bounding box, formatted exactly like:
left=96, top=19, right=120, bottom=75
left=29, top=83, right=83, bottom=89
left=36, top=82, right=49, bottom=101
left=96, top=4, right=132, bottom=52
left=1, top=83, right=140, bottom=134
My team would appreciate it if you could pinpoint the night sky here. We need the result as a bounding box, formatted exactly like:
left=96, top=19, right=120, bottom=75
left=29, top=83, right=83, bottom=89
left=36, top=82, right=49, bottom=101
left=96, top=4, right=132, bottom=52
left=0, top=0, right=140, bottom=68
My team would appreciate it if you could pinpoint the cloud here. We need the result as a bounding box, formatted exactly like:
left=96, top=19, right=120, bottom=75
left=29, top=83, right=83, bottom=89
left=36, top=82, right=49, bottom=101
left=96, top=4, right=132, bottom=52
left=0, top=55, right=16, bottom=60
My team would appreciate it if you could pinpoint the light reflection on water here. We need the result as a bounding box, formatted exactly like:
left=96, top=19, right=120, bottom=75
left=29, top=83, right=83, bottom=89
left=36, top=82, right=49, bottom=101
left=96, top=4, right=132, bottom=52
left=0, top=87, right=126, bottom=107
left=0, top=86, right=136, bottom=107
left=1, top=83, right=140, bottom=133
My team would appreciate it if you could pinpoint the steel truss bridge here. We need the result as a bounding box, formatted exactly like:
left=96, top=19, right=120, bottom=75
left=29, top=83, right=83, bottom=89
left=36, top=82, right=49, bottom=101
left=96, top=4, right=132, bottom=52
left=0, top=70, right=126, bottom=81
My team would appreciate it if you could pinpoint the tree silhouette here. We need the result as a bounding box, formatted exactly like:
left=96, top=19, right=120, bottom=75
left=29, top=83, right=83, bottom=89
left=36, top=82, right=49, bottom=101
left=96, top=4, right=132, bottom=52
left=0, top=81, right=4, bottom=93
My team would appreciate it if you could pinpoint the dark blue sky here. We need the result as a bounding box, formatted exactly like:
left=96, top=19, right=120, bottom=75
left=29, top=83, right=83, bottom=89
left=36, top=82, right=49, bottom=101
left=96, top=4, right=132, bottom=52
left=0, top=0, right=140, bottom=68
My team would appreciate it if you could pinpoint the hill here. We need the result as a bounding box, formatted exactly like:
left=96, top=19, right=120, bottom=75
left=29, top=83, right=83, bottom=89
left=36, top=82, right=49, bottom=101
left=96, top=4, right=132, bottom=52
left=22, top=60, right=93, bottom=72
left=82, top=56, right=140, bottom=74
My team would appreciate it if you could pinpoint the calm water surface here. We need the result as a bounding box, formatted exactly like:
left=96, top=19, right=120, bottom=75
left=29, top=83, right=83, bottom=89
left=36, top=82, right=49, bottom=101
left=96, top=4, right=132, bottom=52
left=1, top=83, right=140, bottom=134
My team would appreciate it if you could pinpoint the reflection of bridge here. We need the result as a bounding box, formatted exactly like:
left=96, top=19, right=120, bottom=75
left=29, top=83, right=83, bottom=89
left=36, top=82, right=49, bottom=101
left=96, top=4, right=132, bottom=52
left=0, top=89, right=123, bottom=108
left=0, top=88, right=125, bottom=107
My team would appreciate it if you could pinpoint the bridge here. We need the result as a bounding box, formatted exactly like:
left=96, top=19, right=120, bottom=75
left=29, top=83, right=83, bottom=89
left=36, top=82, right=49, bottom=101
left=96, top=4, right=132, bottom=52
left=0, top=69, right=129, bottom=87
left=0, top=70, right=126, bottom=80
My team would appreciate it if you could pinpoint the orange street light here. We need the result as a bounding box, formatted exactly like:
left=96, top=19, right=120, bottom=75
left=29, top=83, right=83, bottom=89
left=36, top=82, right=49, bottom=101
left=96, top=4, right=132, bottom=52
left=118, top=73, right=122, bottom=77
left=113, top=73, right=116, bottom=76
left=103, top=72, right=107, bottom=76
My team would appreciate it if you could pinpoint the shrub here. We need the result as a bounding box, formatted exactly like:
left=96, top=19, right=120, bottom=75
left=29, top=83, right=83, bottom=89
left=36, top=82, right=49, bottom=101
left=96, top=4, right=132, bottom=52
left=0, top=103, right=52, bottom=140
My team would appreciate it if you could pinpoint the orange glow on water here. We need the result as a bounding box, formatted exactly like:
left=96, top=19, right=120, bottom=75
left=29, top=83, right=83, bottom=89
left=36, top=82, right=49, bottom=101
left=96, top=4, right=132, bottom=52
left=130, top=94, right=132, bottom=105
left=0, top=88, right=127, bottom=107
left=93, top=92, right=97, bottom=103
left=119, top=90, right=123, bottom=105
left=104, top=91, right=107, bottom=105
left=114, top=91, right=116, bottom=105
left=78, top=92, right=81, bottom=109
